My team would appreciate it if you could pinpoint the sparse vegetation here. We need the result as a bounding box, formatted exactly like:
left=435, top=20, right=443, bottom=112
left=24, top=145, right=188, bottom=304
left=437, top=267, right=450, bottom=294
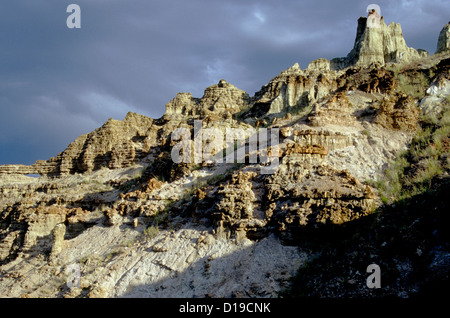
left=210, top=173, right=227, bottom=184
left=143, top=225, right=159, bottom=240
left=78, top=254, right=104, bottom=268
left=82, top=178, right=114, bottom=192
left=289, top=104, right=312, bottom=118
left=233, top=105, right=252, bottom=121
left=375, top=101, right=449, bottom=203
left=390, top=64, right=433, bottom=100
left=117, top=169, right=145, bottom=192
left=283, top=76, right=449, bottom=298
left=104, top=249, right=123, bottom=262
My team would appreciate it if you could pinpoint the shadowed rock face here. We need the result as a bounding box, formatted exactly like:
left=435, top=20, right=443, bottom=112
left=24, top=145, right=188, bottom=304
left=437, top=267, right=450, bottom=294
left=436, top=22, right=450, bottom=54
left=0, top=11, right=449, bottom=299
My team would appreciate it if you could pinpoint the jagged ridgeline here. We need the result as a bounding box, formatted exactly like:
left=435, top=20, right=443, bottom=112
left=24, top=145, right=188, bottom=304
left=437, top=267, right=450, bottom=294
left=0, top=11, right=449, bottom=298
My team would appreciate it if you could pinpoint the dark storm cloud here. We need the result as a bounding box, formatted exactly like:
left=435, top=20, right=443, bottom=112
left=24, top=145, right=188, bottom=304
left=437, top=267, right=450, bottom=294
left=0, top=0, right=448, bottom=165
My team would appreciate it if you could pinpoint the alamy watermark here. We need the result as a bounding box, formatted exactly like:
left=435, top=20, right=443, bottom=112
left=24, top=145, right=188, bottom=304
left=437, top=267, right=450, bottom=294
left=65, top=263, right=81, bottom=289
left=366, top=263, right=381, bottom=289
left=170, top=120, right=279, bottom=175
left=366, top=4, right=381, bottom=29
left=66, top=4, right=81, bottom=29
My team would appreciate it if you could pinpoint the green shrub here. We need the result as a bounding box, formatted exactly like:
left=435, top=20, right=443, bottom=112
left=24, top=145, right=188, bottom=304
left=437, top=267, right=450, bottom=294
left=143, top=225, right=159, bottom=240
left=376, top=99, right=449, bottom=203
left=415, top=158, right=443, bottom=184
left=393, top=70, right=430, bottom=99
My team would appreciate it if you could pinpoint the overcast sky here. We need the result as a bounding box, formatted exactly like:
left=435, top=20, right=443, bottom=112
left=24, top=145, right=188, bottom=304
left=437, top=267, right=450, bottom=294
left=0, top=0, right=448, bottom=165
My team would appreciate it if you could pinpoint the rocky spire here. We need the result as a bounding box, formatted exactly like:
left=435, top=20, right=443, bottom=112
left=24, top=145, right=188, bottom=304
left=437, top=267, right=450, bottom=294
left=436, top=22, right=450, bottom=54
left=330, top=8, right=429, bottom=69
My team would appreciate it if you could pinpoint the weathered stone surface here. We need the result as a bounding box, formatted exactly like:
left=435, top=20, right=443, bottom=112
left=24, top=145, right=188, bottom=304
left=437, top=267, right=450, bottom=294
left=0, top=9, right=448, bottom=299
left=375, top=94, right=419, bottom=131
left=265, top=158, right=376, bottom=242
left=331, top=13, right=429, bottom=70
left=164, top=92, right=199, bottom=118
left=0, top=230, right=20, bottom=262
left=242, top=9, right=429, bottom=119
left=214, top=171, right=263, bottom=237
left=49, top=223, right=66, bottom=264
left=200, top=79, right=250, bottom=114
left=207, top=148, right=377, bottom=242
left=436, top=22, right=450, bottom=54
left=306, top=58, right=330, bottom=72
left=246, top=64, right=338, bottom=117
left=0, top=161, right=58, bottom=176
left=283, top=144, right=328, bottom=156
left=58, top=112, right=156, bottom=174
left=19, top=206, right=67, bottom=254
left=308, top=92, right=356, bottom=127
left=0, top=112, right=157, bottom=177
left=291, top=129, right=352, bottom=151
left=164, top=79, right=249, bottom=120
left=421, top=77, right=450, bottom=116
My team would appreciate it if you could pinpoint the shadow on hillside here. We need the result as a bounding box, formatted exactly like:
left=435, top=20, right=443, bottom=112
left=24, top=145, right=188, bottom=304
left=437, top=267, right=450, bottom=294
left=281, top=178, right=450, bottom=298
left=118, top=233, right=305, bottom=298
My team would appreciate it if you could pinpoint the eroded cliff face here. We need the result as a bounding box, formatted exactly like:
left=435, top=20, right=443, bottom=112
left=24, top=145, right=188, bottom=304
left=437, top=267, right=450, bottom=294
left=337, top=14, right=429, bottom=68
left=164, top=79, right=250, bottom=120
left=0, top=112, right=158, bottom=177
left=436, top=22, right=450, bottom=54
left=0, top=12, right=449, bottom=298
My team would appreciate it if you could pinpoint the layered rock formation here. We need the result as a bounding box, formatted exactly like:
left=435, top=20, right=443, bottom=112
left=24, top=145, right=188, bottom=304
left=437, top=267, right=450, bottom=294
left=2, top=14, right=447, bottom=179
left=203, top=152, right=376, bottom=243
left=308, top=91, right=356, bottom=127
left=436, top=22, right=450, bottom=54
left=375, top=93, right=420, bottom=131
left=0, top=10, right=449, bottom=299
left=164, top=79, right=250, bottom=120
left=0, top=112, right=158, bottom=177
left=239, top=10, right=438, bottom=120
left=331, top=10, right=429, bottom=69
left=248, top=62, right=338, bottom=117
left=57, top=112, right=156, bottom=174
